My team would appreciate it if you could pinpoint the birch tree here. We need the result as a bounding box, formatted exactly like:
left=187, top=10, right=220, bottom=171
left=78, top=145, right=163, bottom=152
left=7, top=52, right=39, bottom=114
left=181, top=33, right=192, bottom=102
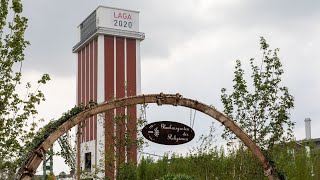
left=221, top=37, right=294, bottom=149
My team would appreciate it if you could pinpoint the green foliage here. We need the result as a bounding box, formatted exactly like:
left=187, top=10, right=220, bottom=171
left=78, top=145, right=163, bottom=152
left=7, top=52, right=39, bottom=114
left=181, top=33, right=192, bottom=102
left=137, top=156, right=148, bottom=180
left=221, top=37, right=295, bottom=149
left=271, top=141, right=320, bottom=179
left=118, top=162, right=137, bottom=180
left=19, top=102, right=96, bottom=172
left=0, top=0, right=50, bottom=178
left=135, top=143, right=319, bottom=179
left=161, top=173, right=195, bottom=180
left=45, top=172, right=55, bottom=180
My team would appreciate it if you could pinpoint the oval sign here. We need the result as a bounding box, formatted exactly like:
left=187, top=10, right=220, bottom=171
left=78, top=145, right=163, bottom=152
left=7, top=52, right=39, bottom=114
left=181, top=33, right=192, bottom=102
left=142, top=121, right=195, bottom=145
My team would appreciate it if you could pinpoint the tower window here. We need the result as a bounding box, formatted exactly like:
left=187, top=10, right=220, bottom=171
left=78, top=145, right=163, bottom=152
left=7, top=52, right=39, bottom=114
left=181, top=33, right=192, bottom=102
left=85, top=152, right=92, bottom=171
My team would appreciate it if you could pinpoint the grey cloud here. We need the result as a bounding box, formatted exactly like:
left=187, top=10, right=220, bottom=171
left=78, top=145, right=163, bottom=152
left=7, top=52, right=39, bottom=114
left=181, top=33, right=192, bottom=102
left=22, top=0, right=320, bottom=142
left=23, top=1, right=98, bottom=76
left=209, top=1, right=320, bottom=29
left=22, top=0, right=320, bottom=75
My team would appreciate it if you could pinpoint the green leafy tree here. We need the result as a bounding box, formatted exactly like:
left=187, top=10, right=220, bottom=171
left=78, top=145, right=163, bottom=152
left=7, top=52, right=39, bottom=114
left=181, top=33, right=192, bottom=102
left=45, top=172, right=55, bottom=180
left=0, top=0, right=50, bottom=178
left=161, top=173, right=195, bottom=180
left=221, top=37, right=294, bottom=149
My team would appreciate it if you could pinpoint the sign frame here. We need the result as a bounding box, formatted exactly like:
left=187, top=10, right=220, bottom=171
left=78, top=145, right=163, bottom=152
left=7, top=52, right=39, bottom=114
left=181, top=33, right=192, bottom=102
left=142, top=121, right=195, bottom=145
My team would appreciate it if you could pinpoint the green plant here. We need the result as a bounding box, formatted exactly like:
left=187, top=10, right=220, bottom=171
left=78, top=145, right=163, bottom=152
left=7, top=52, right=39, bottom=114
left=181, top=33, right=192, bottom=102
left=0, top=0, right=50, bottom=178
left=19, top=102, right=96, bottom=175
left=221, top=37, right=295, bottom=149
left=161, top=173, right=195, bottom=180
left=45, top=172, right=55, bottom=180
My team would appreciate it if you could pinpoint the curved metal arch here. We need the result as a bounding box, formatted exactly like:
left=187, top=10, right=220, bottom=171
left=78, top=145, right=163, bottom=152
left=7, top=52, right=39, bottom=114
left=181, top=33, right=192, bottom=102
left=17, top=93, right=276, bottom=180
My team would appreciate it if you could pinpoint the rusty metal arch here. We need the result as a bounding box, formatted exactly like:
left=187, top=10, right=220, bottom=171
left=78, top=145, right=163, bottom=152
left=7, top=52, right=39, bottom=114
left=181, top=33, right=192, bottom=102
left=17, top=93, right=277, bottom=180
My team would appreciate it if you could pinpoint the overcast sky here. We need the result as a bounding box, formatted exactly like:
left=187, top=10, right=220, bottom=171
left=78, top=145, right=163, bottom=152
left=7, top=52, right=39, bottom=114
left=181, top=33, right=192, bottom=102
left=20, top=0, right=320, bottom=175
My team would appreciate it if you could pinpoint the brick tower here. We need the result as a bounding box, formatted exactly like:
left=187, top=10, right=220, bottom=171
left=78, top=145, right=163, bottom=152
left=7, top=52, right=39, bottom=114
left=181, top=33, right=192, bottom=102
left=72, top=6, right=144, bottom=179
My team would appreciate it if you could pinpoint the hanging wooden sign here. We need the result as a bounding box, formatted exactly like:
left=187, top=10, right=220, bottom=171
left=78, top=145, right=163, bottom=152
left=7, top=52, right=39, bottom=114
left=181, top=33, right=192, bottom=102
left=142, top=121, right=195, bottom=145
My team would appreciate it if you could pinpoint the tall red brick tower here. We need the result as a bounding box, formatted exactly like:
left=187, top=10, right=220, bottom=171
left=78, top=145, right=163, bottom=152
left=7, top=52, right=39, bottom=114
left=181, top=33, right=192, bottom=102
left=72, top=6, right=144, bottom=179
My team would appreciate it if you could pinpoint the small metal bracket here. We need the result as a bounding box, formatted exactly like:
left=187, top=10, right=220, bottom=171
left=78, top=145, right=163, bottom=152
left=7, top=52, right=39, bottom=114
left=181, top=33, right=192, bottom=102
left=142, top=94, right=146, bottom=105
left=264, top=167, right=272, bottom=176
left=156, top=92, right=165, bottom=106
left=40, top=147, right=47, bottom=153
left=23, top=167, right=35, bottom=177
left=174, top=93, right=182, bottom=106
left=34, top=149, right=44, bottom=159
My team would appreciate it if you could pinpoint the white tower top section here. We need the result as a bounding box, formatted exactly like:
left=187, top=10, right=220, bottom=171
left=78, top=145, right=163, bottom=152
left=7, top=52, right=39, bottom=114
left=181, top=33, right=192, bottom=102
left=73, top=6, right=145, bottom=52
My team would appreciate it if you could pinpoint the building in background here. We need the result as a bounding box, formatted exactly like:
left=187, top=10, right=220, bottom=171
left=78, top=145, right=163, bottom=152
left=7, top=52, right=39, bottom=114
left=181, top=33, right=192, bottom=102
left=296, top=118, right=320, bottom=150
left=72, top=6, right=144, bottom=179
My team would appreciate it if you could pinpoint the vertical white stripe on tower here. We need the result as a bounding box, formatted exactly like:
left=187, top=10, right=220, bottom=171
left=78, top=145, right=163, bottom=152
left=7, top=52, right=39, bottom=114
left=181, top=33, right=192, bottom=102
left=92, top=41, right=95, bottom=141
left=136, top=40, right=142, bottom=163
left=124, top=38, right=128, bottom=163
left=136, top=40, right=142, bottom=132
left=136, top=40, right=141, bottom=95
left=97, top=39, right=105, bottom=104
left=124, top=38, right=127, bottom=97
left=88, top=43, right=91, bottom=142
left=96, top=35, right=105, bottom=179
left=80, top=50, right=83, bottom=144
left=76, top=57, right=79, bottom=110
left=114, top=36, right=117, bottom=98
left=75, top=49, right=80, bottom=173
left=84, top=45, right=87, bottom=142
left=113, top=36, right=117, bottom=178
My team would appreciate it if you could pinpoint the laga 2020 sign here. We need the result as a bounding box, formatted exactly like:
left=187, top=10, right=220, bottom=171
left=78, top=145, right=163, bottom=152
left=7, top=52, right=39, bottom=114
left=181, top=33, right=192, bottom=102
left=142, top=121, right=195, bottom=145
left=112, top=11, right=133, bottom=29
left=96, top=7, right=140, bottom=32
